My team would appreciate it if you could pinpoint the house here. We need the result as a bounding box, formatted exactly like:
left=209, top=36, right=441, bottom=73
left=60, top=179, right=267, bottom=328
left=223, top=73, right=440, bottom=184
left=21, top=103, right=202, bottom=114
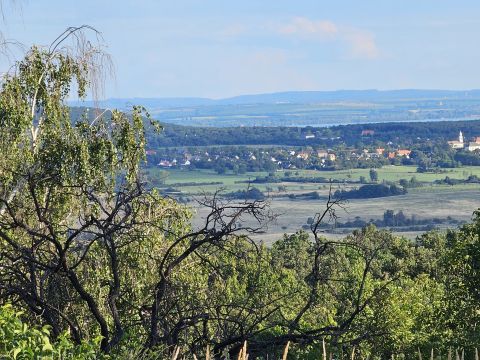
left=388, top=152, right=396, bottom=159
left=361, top=130, right=375, bottom=136
left=468, top=142, right=480, bottom=151
left=375, top=148, right=385, bottom=155
left=145, top=150, right=157, bottom=156
left=305, top=134, right=315, bottom=139
left=467, top=136, right=480, bottom=151
left=317, top=150, right=328, bottom=158
left=327, top=153, right=336, bottom=161
left=158, top=160, right=172, bottom=167
left=397, top=149, right=412, bottom=158
left=296, top=151, right=309, bottom=160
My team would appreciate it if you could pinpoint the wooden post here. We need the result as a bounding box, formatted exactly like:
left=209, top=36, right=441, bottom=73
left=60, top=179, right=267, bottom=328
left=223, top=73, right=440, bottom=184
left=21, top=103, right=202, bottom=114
left=351, top=346, right=355, bottom=360
left=475, top=348, right=479, bottom=360
left=431, top=348, right=434, bottom=360
left=171, top=346, right=181, bottom=360
left=282, top=341, right=290, bottom=360
left=206, top=345, right=210, bottom=360
left=323, top=338, right=327, bottom=360
left=237, top=341, right=246, bottom=360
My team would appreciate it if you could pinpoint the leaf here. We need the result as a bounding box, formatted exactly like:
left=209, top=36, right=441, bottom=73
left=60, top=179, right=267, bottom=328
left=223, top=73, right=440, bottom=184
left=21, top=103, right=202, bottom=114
left=42, top=341, right=54, bottom=352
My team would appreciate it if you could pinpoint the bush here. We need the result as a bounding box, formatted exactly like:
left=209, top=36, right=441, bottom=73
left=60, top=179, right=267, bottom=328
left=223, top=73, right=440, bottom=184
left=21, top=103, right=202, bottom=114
left=334, top=184, right=407, bottom=199
left=0, top=304, right=103, bottom=359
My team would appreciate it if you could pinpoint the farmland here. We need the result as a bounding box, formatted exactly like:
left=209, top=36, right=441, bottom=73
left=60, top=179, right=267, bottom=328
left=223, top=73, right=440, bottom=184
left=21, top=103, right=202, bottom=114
left=144, top=165, right=480, bottom=243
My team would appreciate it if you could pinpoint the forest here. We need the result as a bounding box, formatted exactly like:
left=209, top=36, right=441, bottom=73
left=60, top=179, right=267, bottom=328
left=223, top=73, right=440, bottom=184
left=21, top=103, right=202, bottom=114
left=142, top=119, right=480, bottom=148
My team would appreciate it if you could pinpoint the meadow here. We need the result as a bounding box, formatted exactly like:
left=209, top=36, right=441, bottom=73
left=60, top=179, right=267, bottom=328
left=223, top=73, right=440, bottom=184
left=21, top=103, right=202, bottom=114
left=145, top=165, right=480, bottom=243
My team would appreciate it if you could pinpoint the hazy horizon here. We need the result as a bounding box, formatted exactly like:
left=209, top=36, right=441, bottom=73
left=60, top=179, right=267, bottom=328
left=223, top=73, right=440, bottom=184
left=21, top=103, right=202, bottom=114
left=98, top=88, right=480, bottom=101
left=3, top=1, right=480, bottom=99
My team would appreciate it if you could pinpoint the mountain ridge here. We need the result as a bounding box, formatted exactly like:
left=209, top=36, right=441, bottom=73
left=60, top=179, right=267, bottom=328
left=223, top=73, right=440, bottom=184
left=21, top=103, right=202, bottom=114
left=71, top=89, right=480, bottom=110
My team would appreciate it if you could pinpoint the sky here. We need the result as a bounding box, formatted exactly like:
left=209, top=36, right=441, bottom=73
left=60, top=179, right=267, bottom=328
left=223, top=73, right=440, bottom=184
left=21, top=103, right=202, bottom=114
left=2, top=0, right=480, bottom=99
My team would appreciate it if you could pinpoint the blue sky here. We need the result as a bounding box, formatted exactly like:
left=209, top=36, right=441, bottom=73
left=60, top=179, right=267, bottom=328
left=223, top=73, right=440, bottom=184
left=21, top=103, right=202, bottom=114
left=3, top=1, right=480, bottom=98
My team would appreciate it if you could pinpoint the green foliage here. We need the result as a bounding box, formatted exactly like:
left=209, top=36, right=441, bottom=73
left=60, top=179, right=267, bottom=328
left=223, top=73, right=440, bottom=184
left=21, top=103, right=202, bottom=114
left=0, top=304, right=103, bottom=359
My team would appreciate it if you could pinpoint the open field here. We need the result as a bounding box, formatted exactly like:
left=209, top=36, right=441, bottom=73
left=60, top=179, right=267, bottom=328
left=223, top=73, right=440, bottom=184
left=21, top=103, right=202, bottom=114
left=146, top=165, right=480, bottom=192
left=192, top=186, right=480, bottom=244
left=145, top=165, right=480, bottom=244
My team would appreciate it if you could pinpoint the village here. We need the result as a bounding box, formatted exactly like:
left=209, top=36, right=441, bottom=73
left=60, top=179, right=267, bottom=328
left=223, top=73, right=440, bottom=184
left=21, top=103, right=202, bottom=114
left=145, top=129, right=422, bottom=173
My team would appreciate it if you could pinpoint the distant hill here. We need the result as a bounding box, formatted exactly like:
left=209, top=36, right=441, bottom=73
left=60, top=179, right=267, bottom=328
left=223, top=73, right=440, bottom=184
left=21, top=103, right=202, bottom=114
left=69, top=90, right=480, bottom=127
left=71, top=89, right=480, bottom=110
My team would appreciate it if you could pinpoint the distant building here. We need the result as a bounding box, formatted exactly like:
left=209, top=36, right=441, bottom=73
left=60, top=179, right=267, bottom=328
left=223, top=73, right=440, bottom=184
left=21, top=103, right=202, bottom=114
left=361, top=130, right=375, bottom=136
left=327, top=153, right=336, bottom=161
left=375, top=148, right=385, bottom=155
left=468, top=143, right=480, bottom=151
left=466, top=135, right=480, bottom=151
left=305, top=134, right=315, bottom=139
left=145, top=150, right=157, bottom=155
left=397, top=149, right=412, bottom=158
left=296, top=151, right=309, bottom=160
left=317, top=150, right=328, bottom=158
left=158, top=160, right=172, bottom=167
left=448, top=131, right=465, bottom=149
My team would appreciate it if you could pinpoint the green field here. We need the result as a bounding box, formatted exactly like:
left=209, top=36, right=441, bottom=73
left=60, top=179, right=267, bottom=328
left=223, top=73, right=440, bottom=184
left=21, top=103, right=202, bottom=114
left=145, top=165, right=480, bottom=194
left=144, top=165, right=480, bottom=244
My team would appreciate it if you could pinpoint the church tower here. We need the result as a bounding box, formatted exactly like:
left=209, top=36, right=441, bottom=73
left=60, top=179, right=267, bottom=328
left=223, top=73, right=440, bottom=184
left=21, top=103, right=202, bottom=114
left=459, top=131, right=464, bottom=143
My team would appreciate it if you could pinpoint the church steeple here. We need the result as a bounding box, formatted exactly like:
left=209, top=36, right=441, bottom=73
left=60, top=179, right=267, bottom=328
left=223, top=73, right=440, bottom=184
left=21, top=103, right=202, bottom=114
left=459, top=131, right=464, bottom=143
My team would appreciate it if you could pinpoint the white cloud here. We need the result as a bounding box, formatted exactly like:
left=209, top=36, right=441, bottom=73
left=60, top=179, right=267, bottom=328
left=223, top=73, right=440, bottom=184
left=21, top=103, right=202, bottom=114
left=278, top=17, right=338, bottom=40
left=343, top=29, right=379, bottom=59
left=277, top=17, right=380, bottom=60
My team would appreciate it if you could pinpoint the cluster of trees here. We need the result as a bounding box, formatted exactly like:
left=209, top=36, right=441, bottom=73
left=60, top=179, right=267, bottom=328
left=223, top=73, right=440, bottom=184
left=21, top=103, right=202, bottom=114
left=329, top=210, right=460, bottom=232
left=225, top=187, right=266, bottom=200
left=455, top=151, right=480, bottom=166
left=334, top=184, right=407, bottom=200
left=146, top=120, right=480, bottom=150
left=435, top=174, right=480, bottom=185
